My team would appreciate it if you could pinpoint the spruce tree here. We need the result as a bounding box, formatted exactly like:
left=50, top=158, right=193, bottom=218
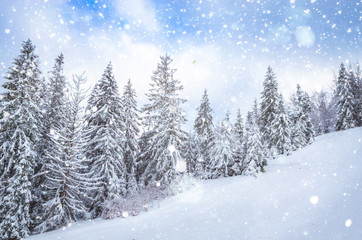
left=33, top=53, right=68, bottom=228
left=260, top=66, right=279, bottom=148
left=353, top=63, right=362, bottom=126
left=183, top=132, right=200, bottom=175
left=232, top=109, right=244, bottom=175
left=0, top=39, right=42, bottom=239
left=84, top=63, right=126, bottom=217
left=194, top=89, right=214, bottom=178
left=290, top=84, right=315, bottom=149
left=270, top=94, right=292, bottom=156
left=121, top=79, right=140, bottom=196
left=310, top=91, right=336, bottom=135
left=335, top=63, right=356, bottom=131
left=140, top=54, right=187, bottom=186
left=244, top=116, right=265, bottom=176
left=209, top=113, right=235, bottom=178
left=35, top=73, right=91, bottom=233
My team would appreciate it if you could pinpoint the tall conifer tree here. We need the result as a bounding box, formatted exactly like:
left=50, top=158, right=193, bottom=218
left=84, top=63, right=126, bottom=217
left=121, top=79, right=140, bottom=196
left=260, top=66, right=279, bottom=148
left=0, top=39, right=42, bottom=239
left=270, top=94, right=292, bottom=155
left=139, top=54, right=187, bottom=186
left=194, top=89, right=214, bottom=178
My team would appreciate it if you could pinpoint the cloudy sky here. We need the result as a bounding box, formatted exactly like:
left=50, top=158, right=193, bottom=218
left=0, top=0, right=361, bottom=126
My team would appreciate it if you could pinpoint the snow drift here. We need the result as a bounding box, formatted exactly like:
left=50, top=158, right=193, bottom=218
left=28, top=127, right=362, bottom=240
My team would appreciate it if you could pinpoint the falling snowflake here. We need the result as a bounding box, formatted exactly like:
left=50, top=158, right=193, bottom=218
left=345, top=219, right=352, bottom=227
left=310, top=195, right=319, bottom=204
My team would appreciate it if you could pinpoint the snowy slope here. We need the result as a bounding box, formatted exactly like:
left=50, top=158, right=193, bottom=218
left=28, top=128, right=362, bottom=240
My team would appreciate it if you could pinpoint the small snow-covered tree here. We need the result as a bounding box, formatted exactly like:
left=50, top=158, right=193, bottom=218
left=0, top=39, right=42, bottom=239
left=140, top=54, right=187, bottom=186
left=260, top=66, right=279, bottom=148
left=232, top=109, right=244, bottom=175
left=84, top=63, right=126, bottom=218
left=194, top=89, right=214, bottom=178
left=209, top=113, right=235, bottom=178
left=290, top=84, right=315, bottom=149
left=121, top=79, right=140, bottom=196
left=270, top=94, right=292, bottom=156
left=244, top=117, right=265, bottom=177
left=352, top=63, right=362, bottom=127
left=335, top=63, right=356, bottom=131
left=310, top=90, right=336, bottom=135
left=183, top=131, right=200, bottom=175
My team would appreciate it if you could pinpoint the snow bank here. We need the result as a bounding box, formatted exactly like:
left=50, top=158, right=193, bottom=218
left=28, top=127, right=362, bottom=240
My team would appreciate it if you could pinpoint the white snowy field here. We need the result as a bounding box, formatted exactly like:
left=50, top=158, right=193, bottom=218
left=28, top=128, right=362, bottom=240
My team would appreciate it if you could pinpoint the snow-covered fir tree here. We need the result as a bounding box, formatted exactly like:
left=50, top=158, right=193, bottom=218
left=232, top=109, right=244, bottom=175
left=345, top=63, right=360, bottom=128
left=352, top=63, right=362, bottom=127
left=270, top=94, right=292, bottom=156
left=35, top=73, right=91, bottom=233
left=335, top=63, right=356, bottom=131
left=259, top=66, right=279, bottom=148
left=139, top=54, right=187, bottom=186
left=183, top=131, right=200, bottom=175
left=209, top=113, right=235, bottom=178
left=84, top=63, right=126, bottom=217
left=193, top=89, right=214, bottom=178
left=310, top=90, right=336, bottom=135
left=121, top=79, right=140, bottom=196
left=243, top=114, right=265, bottom=176
left=0, top=39, right=42, bottom=239
left=290, top=84, right=315, bottom=149
left=33, top=53, right=68, bottom=228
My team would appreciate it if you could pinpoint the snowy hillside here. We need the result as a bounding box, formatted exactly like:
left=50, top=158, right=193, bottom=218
left=28, top=128, right=362, bottom=240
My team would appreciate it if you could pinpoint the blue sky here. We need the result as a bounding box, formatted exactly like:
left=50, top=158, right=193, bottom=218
left=0, top=0, right=361, bottom=126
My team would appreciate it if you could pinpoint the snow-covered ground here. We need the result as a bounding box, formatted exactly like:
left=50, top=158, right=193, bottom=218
left=28, top=128, right=362, bottom=240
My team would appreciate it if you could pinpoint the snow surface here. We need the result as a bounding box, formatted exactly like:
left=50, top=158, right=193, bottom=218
left=28, top=128, right=362, bottom=240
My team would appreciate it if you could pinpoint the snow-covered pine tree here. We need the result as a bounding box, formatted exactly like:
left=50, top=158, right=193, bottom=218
left=347, top=63, right=361, bottom=127
left=183, top=131, right=200, bottom=175
left=270, top=94, right=292, bottom=156
left=84, top=63, right=126, bottom=218
left=193, top=89, right=214, bottom=178
left=35, top=73, right=91, bottom=233
left=241, top=111, right=253, bottom=170
left=335, top=63, right=356, bottom=131
left=244, top=114, right=265, bottom=176
left=290, top=84, right=315, bottom=149
left=252, top=98, right=261, bottom=128
left=260, top=66, right=279, bottom=148
left=353, top=63, right=362, bottom=127
left=209, top=113, right=235, bottom=178
left=0, top=39, right=42, bottom=239
left=121, top=79, right=140, bottom=196
left=140, top=54, right=187, bottom=186
left=310, top=90, right=336, bottom=135
left=32, top=53, right=68, bottom=228
left=232, top=109, right=244, bottom=175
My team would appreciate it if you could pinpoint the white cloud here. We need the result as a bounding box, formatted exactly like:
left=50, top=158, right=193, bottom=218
left=295, top=26, right=315, bottom=47
left=114, top=0, right=159, bottom=31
